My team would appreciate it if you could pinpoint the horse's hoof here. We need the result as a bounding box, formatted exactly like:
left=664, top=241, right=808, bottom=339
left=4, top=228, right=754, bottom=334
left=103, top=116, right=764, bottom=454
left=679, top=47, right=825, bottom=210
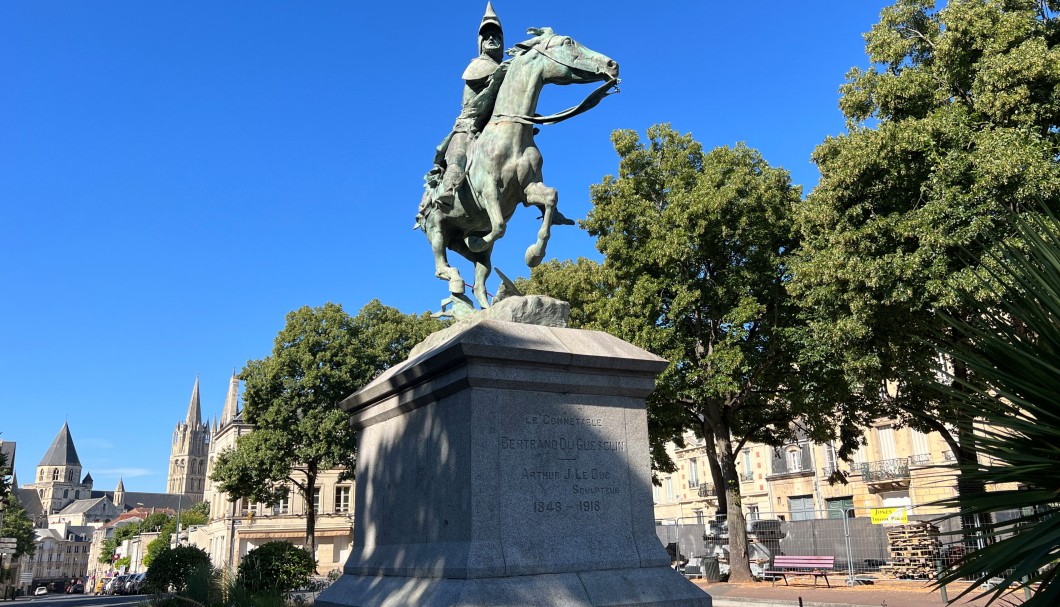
left=448, top=276, right=465, bottom=294
left=466, top=235, right=488, bottom=253
left=525, top=245, right=545, bottom=267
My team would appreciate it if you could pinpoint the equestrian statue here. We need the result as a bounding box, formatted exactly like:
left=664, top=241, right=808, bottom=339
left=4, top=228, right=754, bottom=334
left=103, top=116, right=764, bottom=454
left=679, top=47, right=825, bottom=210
left=416, top=3, right=619, bottom=315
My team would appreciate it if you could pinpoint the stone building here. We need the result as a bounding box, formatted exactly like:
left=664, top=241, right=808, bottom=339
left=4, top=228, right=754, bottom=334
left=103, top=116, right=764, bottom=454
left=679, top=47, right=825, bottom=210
left=652, top=422, right=963, bottom=523
left=191, top=373, right=354, bottom=572
left=28, top=523, right=92, bottom=592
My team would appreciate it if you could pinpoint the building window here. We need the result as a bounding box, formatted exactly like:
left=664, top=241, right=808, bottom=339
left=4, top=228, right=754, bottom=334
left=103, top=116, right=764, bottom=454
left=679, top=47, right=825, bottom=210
left=334, top=487, right=351, bottom=513
left=878, top=426, right=897, bottom=461
left=747, top=504, right=760, bottom=521
left=688, top=458, right=699, bottom=488
left=312, top=488, right=321, bottom=512
left=273, top=491, right=290, bottom=515
left=52, top=468, right=60, bottom=481
left=823, top=442, right=838, bottom=475
left=63, top=489, right=69, bottom=499
left=39, top=470, right=44, bottom=481
left=910, top=429, right=931, bottom=462
left=789, top=495, right=815, bottom=521
left=786, top=448, right=802, bottom=472
left=663, top=477, right=674, bottom=503
left=827, top=497, right=855, bottom=519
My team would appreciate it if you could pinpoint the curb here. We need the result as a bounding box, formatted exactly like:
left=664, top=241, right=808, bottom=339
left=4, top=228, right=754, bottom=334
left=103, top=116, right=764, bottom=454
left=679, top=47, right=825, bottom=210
left=713, top=597, right=880, bottom=607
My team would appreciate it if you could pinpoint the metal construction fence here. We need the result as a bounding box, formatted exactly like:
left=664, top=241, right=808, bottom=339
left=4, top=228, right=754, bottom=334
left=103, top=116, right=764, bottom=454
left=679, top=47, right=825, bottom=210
left=655, top=507, right=1022, bottom=584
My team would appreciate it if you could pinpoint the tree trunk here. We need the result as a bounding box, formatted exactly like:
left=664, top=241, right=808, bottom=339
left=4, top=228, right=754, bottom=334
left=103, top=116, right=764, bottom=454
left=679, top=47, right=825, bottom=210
left=304, top=465, right=318, bottom=567
left=949, top=352, right=992, bottom=553
left=699, top=419, right=727, bottom=516
left=708, top=411, right=753, bottom=582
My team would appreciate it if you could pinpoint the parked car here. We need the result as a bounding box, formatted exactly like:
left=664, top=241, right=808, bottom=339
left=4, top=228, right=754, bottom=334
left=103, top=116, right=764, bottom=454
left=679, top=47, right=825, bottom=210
left=123, top=572, right=146, bottom=595
left=66, top=582, right=84, bottom=593
left=34, top=586, right=48, bottom=596
left=94, top=577, right=112, bottom=594
left=105, top=574, right=130, bottom=595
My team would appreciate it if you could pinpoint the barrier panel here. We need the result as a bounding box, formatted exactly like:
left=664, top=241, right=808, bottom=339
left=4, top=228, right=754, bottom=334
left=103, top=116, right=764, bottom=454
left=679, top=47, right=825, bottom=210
left=656, top=506, right=1022, bottom=585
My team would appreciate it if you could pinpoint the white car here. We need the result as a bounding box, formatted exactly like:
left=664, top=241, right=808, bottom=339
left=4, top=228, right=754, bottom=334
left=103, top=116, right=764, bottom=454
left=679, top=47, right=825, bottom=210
left=34, top=586, right=48, bottom=596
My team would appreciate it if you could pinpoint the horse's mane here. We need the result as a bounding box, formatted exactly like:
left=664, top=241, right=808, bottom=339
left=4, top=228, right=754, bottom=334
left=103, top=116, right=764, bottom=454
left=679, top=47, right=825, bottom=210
left=506, top=27, right=555, bottom=58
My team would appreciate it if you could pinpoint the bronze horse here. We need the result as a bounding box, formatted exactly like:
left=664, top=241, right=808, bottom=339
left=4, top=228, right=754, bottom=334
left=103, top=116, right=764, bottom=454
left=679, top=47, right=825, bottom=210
left=417, top=28, right=619, bottom=310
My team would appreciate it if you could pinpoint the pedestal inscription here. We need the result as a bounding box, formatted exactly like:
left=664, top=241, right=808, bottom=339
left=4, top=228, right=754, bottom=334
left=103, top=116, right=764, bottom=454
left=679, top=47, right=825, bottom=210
left=495, top=398, right=644, bottom=575
left=506, top=412, right=625, bottom=513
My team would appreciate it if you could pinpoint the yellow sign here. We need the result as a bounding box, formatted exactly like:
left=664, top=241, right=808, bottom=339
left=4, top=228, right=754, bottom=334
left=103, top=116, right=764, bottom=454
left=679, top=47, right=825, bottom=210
left=870, top=507, right=909, bottom=525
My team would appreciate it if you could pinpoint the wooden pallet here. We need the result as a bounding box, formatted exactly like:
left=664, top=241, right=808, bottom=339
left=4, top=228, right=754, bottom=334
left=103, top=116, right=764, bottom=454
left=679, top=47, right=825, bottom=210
left=883, top=522, right=941, bottom=579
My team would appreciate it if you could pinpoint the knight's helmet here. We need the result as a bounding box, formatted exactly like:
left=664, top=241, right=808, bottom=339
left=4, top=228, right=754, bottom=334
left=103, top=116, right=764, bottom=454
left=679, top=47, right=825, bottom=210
left=478, top=2, right=503, bottom=56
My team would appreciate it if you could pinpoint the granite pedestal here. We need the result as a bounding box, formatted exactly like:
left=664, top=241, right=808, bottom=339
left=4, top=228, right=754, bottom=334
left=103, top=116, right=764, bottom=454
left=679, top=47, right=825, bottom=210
left=316, top=318, right=711, bottom=606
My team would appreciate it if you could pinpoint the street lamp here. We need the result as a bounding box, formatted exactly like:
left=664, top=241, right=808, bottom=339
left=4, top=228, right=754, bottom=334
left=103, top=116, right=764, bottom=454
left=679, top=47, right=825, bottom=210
left=173, top=461, right=185, bottom=548
left=134, top=503, right=144, bottom=573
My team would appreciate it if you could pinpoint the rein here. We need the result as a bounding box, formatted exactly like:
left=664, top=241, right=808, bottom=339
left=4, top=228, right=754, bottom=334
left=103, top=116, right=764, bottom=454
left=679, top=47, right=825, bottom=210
left=491, top=36, right=619, bottom=126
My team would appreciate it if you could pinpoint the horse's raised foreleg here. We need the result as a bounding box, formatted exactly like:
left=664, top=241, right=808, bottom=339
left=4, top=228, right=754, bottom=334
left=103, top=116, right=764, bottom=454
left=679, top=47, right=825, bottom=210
left=522, top=181, right=558, bottom=267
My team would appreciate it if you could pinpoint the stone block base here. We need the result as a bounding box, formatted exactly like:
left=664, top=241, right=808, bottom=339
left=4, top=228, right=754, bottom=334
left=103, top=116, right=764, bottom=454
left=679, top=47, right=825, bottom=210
left=315, top=566, right=711, bottom=607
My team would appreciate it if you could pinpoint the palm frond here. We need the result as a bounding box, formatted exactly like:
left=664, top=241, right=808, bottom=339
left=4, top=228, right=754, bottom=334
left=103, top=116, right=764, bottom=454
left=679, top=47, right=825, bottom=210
left=929, top=205, right=1060, bottom=605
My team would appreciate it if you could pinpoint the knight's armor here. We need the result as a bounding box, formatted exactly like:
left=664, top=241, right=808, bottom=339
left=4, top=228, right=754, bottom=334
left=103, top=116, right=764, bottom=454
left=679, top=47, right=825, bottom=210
left=422, top=4, right=505, bottom=216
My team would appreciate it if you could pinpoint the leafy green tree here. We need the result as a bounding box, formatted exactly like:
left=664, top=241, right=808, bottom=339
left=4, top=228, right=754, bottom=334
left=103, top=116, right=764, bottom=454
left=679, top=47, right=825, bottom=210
left=516, top=258, right=616, bottom=332
left=237, top=541, right=315, bottom=595
left=141, top=505, right=208, bottom=567
left=353, top=299, right=450, bottom=372
left=789, top=0, right=1060, bottom=523
left=144, top=545, right=211, bottom=594
left=1, top=493, right=35, bottom=559
left=143, top=533, right=170, bottom=567
left=211, top=301, right=445, bottom=558
left=186, top=501, right=210, bottom=521
left=0, top=451, right=10, bottom=501
left=930, top=208, right=1060, bottom=605
left=531, top=124, right=830, bottom=582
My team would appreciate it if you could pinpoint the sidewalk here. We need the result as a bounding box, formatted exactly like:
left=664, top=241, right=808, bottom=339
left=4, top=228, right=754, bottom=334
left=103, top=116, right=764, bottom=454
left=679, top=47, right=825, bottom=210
left=694, top=579, right=1028, bottom=607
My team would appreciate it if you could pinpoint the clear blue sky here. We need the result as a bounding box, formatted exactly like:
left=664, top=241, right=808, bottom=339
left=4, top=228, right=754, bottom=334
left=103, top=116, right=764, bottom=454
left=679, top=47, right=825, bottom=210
left=2, top=1, right=893, bottom=494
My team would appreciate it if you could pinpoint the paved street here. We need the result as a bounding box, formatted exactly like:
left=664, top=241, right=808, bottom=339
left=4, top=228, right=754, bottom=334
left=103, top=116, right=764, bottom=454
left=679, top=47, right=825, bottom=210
left=697, top=579, right=1027, bottom=606
left=5, top=594, right=147, bottom=607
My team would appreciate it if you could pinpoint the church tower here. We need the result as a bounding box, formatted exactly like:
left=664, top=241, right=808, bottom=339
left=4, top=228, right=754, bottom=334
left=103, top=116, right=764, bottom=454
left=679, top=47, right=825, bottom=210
left=203, top=371, right=251, bottom=523
left=31, top=422, right=91, bottom=514
left=167, top=376, right=211, bottom=502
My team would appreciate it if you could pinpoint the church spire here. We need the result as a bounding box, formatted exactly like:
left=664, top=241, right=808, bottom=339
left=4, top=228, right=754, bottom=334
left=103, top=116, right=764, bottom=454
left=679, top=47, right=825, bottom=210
left=220, top=371, right=240, bottom=425
left=38, top=422, right=81, bottom=467
left=186, top=376, right=202, bottom=425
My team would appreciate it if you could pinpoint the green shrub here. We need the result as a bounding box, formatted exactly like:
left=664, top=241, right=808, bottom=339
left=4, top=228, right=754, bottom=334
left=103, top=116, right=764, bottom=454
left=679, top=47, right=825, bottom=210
left=145, top=545, right=211, bottom=594
left=237, top=541, right=315, bottom=595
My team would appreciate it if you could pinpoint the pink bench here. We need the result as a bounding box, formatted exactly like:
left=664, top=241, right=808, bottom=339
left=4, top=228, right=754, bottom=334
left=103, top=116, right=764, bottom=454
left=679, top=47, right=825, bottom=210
left=763, top=555, right=835, bottom=587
